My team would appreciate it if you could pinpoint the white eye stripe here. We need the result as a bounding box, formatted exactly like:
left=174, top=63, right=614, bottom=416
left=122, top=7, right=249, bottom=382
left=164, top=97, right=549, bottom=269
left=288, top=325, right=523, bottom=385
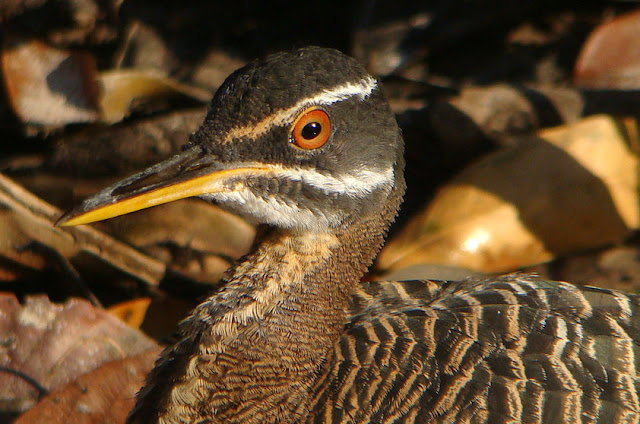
left=310, top=76, right=378, bottom=106
left=222, top=76, right=377, bottom=144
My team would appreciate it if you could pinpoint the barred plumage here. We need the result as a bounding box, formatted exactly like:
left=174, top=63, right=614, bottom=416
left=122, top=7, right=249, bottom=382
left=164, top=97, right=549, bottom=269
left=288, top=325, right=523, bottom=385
left=59, top=47, right=640, bottom=424
left=311, top=274, right=640, bottom=423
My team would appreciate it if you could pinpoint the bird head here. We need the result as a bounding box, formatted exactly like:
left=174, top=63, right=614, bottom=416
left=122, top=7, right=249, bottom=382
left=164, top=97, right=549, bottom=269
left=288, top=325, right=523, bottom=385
left=58, top=47, right=405, bottom=232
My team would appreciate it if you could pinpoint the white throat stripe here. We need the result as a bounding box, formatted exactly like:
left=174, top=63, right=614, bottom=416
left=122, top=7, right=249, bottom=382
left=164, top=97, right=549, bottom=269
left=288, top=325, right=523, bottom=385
left=205, top=163, right=393, bottom=230
left=269, top=164, right=393, bottom=197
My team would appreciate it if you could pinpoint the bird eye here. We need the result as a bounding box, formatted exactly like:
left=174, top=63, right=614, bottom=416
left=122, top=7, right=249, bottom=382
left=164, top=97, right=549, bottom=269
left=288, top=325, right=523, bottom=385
left=291, top=108, right=331, bottom=149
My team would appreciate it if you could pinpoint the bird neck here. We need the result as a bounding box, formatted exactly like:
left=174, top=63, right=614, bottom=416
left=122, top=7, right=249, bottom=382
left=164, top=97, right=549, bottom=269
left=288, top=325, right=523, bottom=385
left=166, top=184, right=403, bottom=423
left=133, top=186, right=405, bottom=424
left=194, top=210, right=393, bottom=358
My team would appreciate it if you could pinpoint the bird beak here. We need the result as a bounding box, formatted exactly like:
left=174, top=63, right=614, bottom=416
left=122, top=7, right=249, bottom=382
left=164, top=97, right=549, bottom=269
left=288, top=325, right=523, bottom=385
left=57, top=145, right=264, bottom=227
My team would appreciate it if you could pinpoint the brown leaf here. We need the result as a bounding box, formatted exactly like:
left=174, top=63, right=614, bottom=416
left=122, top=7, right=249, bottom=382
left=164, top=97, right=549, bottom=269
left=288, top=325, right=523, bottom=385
left=378, top=115, right=640, bottom=273
left=14, top=347, right=162, bottom=424
left=523, top=242, right=640, bottom=293
left=1, top=170, right=253, bottom=286
left=447, top=84, right=584, bottom=139
left=139, top=295, right=196, bottom=341
left=191, top=49, right=247, bottom=91
left=98, top=69, right=210, bottom=123
left=0, top=0, right=48, bottom=23
left=0, top=293, right=157, bottom=414
left=0, top=173, right=166, bottom=286
left=115, top=21, right=174, bottom=72
left=47, top=108, right=206, bottom=177
left=352, top=8, right=430, bottom=77
left=574, top=9, right=640, bottom=89
left=108, top=298, right=152, bottom=329
left=108, top=199, right=255, bottom=284
left=1, top=39, right=99, bottom=127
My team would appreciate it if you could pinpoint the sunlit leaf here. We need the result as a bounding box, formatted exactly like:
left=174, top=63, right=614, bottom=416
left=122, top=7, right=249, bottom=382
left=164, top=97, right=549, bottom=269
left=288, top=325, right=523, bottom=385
left=98, top=70, right=210, bottom=123
left=378, top=115, right=640, bottom=273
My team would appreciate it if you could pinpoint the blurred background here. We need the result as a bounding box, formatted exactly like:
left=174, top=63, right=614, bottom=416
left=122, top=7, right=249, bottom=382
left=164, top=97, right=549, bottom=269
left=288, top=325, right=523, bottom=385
left=1, top=1, right=640, bottom=422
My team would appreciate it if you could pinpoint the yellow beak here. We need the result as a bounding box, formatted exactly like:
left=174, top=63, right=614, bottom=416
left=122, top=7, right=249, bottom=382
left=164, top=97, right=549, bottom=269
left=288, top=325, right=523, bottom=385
left=57, top=146, right=266, bottom=226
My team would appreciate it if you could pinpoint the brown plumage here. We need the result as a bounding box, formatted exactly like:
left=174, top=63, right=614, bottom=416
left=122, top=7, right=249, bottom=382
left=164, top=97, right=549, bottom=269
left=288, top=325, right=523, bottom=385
left=59, top=47, right=640, bottom=423
left=317, top=274, right=640, bottom=423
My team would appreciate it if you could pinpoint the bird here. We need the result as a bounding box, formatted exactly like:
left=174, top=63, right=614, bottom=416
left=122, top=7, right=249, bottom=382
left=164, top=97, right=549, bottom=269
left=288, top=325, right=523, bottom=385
left=58, top=46, right=640, bottom=424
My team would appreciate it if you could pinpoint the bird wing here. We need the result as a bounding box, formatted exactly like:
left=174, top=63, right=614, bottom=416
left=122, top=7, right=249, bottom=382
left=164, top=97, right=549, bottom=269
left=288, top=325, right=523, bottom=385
left=309, top=274, right=640, bottom=424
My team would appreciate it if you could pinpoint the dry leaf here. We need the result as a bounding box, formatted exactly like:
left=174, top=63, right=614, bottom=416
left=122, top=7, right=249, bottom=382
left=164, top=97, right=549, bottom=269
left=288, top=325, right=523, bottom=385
left=108, top=199, right=255, bottom=284
left=353, top=10, right=433, bottom=75
left=14, top=347, right=162, bottom=424
left=522, top=243, right=640, bottom=294
left=108, top=298, right=152, bottom=329
left=1, top=39, right=99, bottom=127
left=46, top=108, right=206, bottom=177
left=1, top=168, right=253, bottom=286
left=98, top=70, right=210, bottom=123
left=379, top=263, right=483, bottom=282
left=115, top=21, right=174, bottom=72
left=190, top=49, right=246, bottom=91
left=574, top=9, right=640, bottom=89
left=139, top=295, right=196, bottom=341
left=0, top=0, right=48, bottom=22
left=0, top=293, right=157, bottom=414
left=378, top=115, right=640, bottom=273
left=0, top=173, right=166, bottom=286
left=447, top=84, right=584, bottom=138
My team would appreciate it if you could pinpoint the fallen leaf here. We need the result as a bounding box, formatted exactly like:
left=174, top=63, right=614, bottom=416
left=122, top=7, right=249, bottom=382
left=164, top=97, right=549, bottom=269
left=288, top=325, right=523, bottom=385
left=1, top=169, right=253, bottom=286
left=353, top=10, right=431, bottom=77
left=108, top=298, right=152, bottom=329
left=108, top=199, right=255, bottom=284
left=574, top=9, right=640, bottom=89
left=190, top=49, right=246, bottom=91
left=46, top=108, right=206, bottom=177
left=98, top=69, right=210, bottom=123
left=377, top=115, right=640, bottom=273
left=115, top=21, right=174, bottom=72
left=0, top=293, right=157, bottom=414
left=447, top=83, right=585, bottom=139
left=379, top=263, right=482, bottom=282
left=14, top=347, right=162, bottom=424
left=140, top=295, right=196, bottom=341
left=1, top=39, right=99, bottom=127
left=0, top=0, right=48, bottom=23
left=0, top=173, right=166, bottom=286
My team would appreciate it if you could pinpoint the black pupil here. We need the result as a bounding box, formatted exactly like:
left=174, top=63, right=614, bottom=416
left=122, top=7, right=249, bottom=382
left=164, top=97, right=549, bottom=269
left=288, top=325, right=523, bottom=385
left=301, top=122, right=321, bottom=139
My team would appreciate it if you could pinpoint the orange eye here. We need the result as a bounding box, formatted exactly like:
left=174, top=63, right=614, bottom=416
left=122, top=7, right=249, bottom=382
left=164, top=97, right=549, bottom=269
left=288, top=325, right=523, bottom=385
left=291, top=108, right=331, bottom=149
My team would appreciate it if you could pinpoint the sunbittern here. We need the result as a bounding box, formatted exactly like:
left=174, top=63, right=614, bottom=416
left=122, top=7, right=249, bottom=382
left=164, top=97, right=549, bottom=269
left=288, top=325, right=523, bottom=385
left=59, top=47, right=640, bottom=423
